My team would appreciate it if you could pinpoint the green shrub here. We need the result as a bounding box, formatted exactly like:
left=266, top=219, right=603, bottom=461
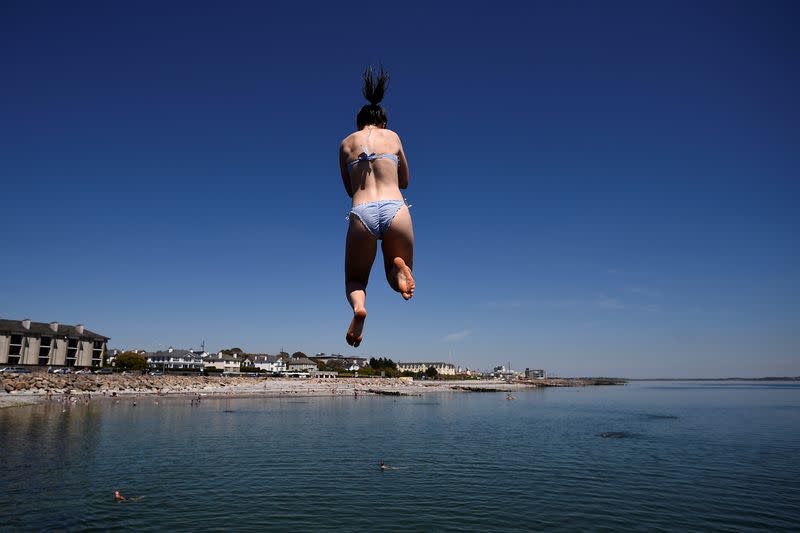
left=115, top=352, right=147, bottom=371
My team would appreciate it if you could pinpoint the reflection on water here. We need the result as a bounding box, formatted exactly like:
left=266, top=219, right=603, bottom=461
left=1, top=382, right=799, bottom=532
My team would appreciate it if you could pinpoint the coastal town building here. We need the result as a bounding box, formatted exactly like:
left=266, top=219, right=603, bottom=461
left=492, top=365, right=522, bottom=379
left=311, top=354, right=371, bottom=372
left=204, top=353, right=242, bottom=374
left=312, top=354, right=369, bottom=369
left=106, top=348, right=146, bottom=367
left=396, top=362, right=456, bottom=375
left=246, top=354, right=285, bottom=374
left=309, top=370, right=338, bottom=379
left=0, top=318, right=109, bottom=367
left=146, top=348, right=204, bottom=370
left=286, top=355, right=316, bottom=373
left=525, top=368, right=546, bottom=379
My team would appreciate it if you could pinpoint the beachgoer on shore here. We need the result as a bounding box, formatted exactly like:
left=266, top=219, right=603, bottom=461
left=340, top=66, right=415, bottom=348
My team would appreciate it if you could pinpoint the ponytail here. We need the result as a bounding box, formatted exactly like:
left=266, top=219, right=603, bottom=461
left=356, top=65, right=390, bottom=128
left=362, top=65, right=388, bottom=105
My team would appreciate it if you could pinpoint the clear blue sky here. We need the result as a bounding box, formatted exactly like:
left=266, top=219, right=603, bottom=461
left=1, top=1, right=797, bottom=378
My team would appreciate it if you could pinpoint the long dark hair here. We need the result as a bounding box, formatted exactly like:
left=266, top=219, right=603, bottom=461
left=356, top=65, right=389, bottom=129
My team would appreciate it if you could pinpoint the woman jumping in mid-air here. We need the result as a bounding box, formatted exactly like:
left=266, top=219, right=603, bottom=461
left=340, top=66, right=415, bottom=347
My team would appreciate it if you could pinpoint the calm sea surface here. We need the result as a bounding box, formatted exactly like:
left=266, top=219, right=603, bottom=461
left=1, top=381, right=799, bottom=532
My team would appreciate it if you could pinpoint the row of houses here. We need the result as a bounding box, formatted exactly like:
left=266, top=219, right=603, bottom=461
left=139, top=349, right=462, bottom=377
left=396, top=362, right=456, bottom=375
left=142, top=349, right=321, bottom=375
left=137, top=348, right=366, bottom=375
left=2, top=318, right=539, bottom=378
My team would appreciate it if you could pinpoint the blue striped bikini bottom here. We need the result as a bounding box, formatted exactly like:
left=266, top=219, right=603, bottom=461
left=349, top=200, right=406, bottom=239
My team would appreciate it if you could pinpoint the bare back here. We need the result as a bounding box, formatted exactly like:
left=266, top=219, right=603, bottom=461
left=339, top=126, right=409, bottom=205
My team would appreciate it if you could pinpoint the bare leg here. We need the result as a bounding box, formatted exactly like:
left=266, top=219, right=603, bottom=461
left=345, top=215, right=378, bottom=347
left=382, top=206, right=415, bottom=300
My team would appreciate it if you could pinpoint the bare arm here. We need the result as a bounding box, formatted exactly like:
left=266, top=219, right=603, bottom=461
left=396, top=135, right=409, bottom=189
left=339, top=144, right=353, bottom=197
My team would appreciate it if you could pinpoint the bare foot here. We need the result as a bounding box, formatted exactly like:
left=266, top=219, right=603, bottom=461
left=346, top=308, right=367, bottom=347
left=393, top=257, right=415, bottom=300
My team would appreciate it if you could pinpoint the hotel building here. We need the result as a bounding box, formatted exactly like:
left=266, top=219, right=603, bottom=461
left=0, top=318, right=110, bottom=367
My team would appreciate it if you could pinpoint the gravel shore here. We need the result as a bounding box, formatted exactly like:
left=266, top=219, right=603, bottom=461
left=0, top=373, right=624, bottom=408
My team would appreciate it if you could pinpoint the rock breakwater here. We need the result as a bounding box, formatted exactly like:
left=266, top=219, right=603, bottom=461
left=1, top=373, right=242, bottom=395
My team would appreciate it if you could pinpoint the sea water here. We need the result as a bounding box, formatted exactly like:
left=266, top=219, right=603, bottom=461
left=1, top=381, right=798, bottom=532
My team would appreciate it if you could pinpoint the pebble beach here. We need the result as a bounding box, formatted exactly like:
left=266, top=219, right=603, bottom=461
left=0, top=372, right=624, bottom=408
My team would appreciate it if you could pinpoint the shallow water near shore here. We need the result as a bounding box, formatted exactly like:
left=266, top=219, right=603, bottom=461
left=1, top=381, right=799, bottom=531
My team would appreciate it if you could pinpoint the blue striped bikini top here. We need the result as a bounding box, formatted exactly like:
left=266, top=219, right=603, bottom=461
left=346, top=127, right=399, bottom=170
left=347, top=150, right=398, bottom=170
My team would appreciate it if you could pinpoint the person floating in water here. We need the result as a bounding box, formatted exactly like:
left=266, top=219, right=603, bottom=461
left=114, top=489, right=143, bottom=502
left=379, top=460, right=386, bottom=471
left=340, top=66, right=415, bottom=347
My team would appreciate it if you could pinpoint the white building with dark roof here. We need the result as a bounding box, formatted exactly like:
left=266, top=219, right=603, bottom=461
left=0, top=318, right=109, bottom=367
left=146, top=348, right=204, bottom=370
left=248, top=354, right=286, bottom=374
left=396, top=362, right=456, bottom=375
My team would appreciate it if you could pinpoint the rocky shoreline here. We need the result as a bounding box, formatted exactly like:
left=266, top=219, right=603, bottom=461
left=0, top=373, right=625, bottom=408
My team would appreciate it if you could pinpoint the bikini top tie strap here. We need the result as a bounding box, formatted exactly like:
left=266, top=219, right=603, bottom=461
left=358, top=145, right=377, bottom=163
left=346, top=128, right=398, bottom=168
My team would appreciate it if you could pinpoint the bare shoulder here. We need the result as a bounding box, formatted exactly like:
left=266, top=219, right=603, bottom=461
left=340, top=132, right=358, bottom=148
left=382, top=129, right=404, bottom=152
left=383, top=128, right=402, bottom=142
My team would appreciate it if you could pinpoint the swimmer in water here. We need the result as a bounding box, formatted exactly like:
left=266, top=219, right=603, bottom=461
left=380, top=460, right=386, bottom=471
left=340, top=66, right=415, bottom=348
left=115, top=490, right=143, bottom=502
